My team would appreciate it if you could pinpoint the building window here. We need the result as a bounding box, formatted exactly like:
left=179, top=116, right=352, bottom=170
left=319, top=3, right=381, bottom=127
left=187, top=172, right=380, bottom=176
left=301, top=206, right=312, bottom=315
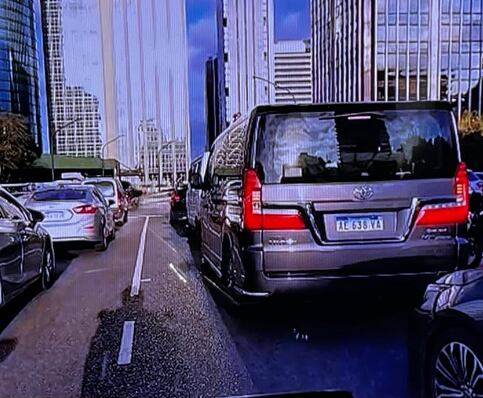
left=225, top=87, right=229, bottom=97
left=224, top=52, right=229, bottom=62
left=223, top=17, right=227, bottom=27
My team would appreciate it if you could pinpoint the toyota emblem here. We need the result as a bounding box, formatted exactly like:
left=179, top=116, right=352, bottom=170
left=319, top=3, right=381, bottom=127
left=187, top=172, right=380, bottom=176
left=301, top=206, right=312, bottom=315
left=353, top=185, right=374, bottom=201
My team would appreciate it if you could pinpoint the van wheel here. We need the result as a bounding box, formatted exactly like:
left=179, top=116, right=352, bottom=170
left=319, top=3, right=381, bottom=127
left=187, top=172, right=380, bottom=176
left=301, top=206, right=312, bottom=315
left=222, top=244, right=245, bottom=290
left=188, top=221, right=202, bottom=250
left=468, top=238, right=482, bottom=268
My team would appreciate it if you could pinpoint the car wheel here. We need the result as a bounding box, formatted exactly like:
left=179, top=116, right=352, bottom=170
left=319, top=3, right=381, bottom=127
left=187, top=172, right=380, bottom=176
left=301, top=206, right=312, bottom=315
left=110, top=227, right=116, bottom=241
left=96, top=228, right=109, bottom=252
left=428, top=327, right=483, bottom=398
left=123, top=210, right=128, bottom=225
left=41, top=246, right=55, bottom=290
left=0, top=277, right=4, bottom=307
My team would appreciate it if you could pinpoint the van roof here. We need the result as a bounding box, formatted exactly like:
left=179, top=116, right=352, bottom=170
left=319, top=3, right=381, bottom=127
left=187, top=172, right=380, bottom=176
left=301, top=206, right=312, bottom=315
left=251, top=101, right=453, bottom=115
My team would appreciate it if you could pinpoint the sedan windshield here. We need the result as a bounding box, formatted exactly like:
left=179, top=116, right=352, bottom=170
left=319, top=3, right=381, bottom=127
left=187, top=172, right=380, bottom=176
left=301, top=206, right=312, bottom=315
left=85, top=182, right=115, bottom=197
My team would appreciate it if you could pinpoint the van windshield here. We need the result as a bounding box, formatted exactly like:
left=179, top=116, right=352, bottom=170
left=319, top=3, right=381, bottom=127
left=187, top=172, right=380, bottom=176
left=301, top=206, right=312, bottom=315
left=255, top=109, right=458, bottom=184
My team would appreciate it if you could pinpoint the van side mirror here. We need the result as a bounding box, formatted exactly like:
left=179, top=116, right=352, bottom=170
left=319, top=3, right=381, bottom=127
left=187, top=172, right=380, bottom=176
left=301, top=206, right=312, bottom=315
left=190, top=173, right=204, bottom=189
left=108, top=199, right=116, bottom=207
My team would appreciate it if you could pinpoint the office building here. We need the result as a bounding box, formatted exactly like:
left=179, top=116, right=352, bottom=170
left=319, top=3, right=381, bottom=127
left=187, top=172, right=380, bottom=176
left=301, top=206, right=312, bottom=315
left=217, top=0, right=275, bottom=122
left=272, top=40, right=313, bottom=104
left=113, top=0, right=190, bottom=175
left=0, top=0, right=45, bottom=149
left=138, top=119, right=159, bottom=181
left=56, top=86, right=102, bottom=157
left=159, top=141, right=188, bottom=185
left=205, top=57, right=225, bottom=148
left=41, top=0, right=102, bottom=157
left=311, top=0, right=483, bottom=117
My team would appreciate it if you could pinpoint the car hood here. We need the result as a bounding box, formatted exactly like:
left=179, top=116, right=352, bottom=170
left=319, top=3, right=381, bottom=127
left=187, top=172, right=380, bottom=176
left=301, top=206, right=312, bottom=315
left=420, top=268, right=483, bottom=313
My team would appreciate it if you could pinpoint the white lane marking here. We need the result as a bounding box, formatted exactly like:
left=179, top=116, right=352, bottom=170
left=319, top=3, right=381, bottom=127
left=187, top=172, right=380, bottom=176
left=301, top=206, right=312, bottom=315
left=84, top=268, right=109, bottom=274
left=169, top=263, right=187, bottom=284
left=130, top=216, right=150, bottom=297
left=130, top=215, right=165, bottom=219
left=162, top=238, right=179, bottom=255
left=117, top=321, right=135, bottom=365
left=140, top=278, right=151, bottom=283
left=100, top=352, right=108, bottom=380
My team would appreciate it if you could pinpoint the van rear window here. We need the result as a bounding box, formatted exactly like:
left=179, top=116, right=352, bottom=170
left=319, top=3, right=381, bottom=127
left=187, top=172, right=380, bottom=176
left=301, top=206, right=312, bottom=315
left=255, top=110, right=458, bottom=184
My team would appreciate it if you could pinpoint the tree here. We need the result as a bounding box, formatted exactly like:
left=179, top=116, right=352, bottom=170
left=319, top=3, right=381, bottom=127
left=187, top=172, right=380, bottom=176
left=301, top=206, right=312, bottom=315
left=0, top=113, right=39, bottom=182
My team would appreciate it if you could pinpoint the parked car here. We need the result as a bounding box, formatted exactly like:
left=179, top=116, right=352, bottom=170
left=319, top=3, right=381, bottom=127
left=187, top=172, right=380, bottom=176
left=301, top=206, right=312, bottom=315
left=469, top=171, right=483, bottom=194
left=468, top=192, right=483, bottom=267
left=409, top=268, right=483, bottom=398
left=1, top=183, right=42, bottom=205
left=190, top=101, right=469, bottom=300
left=83, top=177, right=128, bottom=226
left=169, top=183, right=188, bottom=225
left=24, top=185, right=116, bottom=251
left=187, top=152, right=210, bottom=234
left=0, top=187, right=55, bottom=307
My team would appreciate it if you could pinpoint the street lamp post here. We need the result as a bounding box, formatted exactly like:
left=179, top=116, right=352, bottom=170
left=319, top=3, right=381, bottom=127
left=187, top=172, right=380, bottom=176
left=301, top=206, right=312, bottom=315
left=101, top=135, right=124, bottom=176
left=49, top=118, right=81, bottom=181
left=253, top=75, right=297, bottom=104
left=157, top=141, right=175, bottom=189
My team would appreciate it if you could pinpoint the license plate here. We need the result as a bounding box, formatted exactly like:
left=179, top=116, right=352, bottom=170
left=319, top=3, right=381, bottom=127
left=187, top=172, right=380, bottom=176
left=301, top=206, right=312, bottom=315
left=44, top=211, right=64, bottom=221
left=336, top=215, right=384, bottom=232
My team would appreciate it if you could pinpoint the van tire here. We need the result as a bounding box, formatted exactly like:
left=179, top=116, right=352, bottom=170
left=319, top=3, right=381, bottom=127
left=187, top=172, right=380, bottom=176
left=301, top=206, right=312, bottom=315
left=221, top=240, right=245, bottom=291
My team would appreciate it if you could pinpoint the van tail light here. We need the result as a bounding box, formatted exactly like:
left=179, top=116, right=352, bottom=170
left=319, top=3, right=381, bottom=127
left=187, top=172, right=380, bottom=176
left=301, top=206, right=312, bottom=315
left=416, top=162, right=469, bottom=226
left=242, top=169, right=305, bottom=231
left=171, top=193, right=180, bottom=204
left=73, top=205, right=97, bottom=215
left=117, top=190, right=123, bottom=206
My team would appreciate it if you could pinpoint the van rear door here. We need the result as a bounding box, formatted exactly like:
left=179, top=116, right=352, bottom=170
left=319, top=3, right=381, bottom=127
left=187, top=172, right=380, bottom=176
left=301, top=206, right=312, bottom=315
left=254, top=107, right=460, bottom=245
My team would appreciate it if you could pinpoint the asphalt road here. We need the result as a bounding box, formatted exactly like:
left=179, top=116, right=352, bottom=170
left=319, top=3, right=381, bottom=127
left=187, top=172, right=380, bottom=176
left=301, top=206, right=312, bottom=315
left=0, top=199, right=412, bottom=398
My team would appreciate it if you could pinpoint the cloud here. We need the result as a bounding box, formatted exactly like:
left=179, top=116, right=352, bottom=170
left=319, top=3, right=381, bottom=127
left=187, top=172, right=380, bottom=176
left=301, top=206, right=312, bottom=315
left=188, top=16, right=217, bottom=60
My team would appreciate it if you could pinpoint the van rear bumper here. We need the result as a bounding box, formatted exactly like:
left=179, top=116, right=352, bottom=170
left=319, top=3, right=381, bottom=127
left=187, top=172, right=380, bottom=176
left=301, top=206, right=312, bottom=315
left=238, top=239, right=468, bottom=298
left=238, top=269, right=451, bottom=299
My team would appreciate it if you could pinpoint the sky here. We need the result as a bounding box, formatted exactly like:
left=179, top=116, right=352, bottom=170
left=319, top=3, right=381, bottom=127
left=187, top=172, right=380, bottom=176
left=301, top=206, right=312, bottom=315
left=186, top=0, right=310, bottom=157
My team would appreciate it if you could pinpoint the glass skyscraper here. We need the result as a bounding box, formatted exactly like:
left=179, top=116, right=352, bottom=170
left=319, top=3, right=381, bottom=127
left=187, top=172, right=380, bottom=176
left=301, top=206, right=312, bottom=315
left=312, top=0, right=483, bottom=118
left=0, top=0, right=44, bottom=148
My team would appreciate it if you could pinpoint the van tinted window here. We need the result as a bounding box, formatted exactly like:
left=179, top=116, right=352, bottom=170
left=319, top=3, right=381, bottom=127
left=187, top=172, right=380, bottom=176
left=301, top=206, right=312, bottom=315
left=211, top=120, right=248, bottom=177
left=255, top=109, right=457, bottom=184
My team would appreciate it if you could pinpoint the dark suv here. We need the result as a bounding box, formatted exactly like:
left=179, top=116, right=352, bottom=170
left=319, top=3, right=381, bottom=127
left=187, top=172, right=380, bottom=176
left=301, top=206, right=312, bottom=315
left=191, top=102, right=469, bottom=299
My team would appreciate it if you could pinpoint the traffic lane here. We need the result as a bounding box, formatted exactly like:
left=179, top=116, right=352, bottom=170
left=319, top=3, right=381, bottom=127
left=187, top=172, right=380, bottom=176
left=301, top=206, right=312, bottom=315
left=80, top=213, right=254, bottom=398
left=217, top=296, right=410, bottom=398
left=179, top=228, right=411, bottom=398
left=0, top=216, right=145, bottom=398
left=0, top=246, right=75, bottom=335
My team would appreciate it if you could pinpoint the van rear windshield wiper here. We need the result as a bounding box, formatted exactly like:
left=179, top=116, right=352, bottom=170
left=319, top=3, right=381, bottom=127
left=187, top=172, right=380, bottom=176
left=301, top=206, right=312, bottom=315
left=319, top=112, right=386, bottom=120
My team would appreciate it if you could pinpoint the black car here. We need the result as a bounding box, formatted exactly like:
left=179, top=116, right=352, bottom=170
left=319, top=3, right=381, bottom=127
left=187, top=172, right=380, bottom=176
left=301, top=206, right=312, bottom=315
left=0, top=188, right=56, bottom=308
left=169, top=184, right=188, bottom=225
left=409, top=268, right=483, bottom=398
